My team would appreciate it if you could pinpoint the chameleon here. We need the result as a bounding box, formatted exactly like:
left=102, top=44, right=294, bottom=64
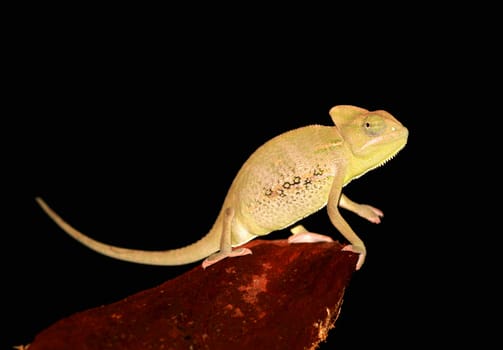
left=35, top=105, right=408, bottom=271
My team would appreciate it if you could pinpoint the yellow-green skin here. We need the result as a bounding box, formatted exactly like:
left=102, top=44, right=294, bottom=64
left=36, top=105, right=408, bottom=271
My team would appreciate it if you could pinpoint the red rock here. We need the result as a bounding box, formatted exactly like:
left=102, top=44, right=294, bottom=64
left=27, top=239, right=357, bottom=350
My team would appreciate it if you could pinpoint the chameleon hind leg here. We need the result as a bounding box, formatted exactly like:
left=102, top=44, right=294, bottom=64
left=288, top=225, right=334, bottom=243
left=202, top=207, right=252, bottom=269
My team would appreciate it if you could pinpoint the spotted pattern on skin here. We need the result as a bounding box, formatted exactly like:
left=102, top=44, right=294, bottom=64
left=263, top=166, right=327, bottom=199
left=243, top=162, right=334, bottom=230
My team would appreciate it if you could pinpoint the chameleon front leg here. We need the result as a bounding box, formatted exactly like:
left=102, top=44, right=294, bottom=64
left=339, top=194, right=383, bottom=224
left=288, top=194, right=372, bottom=270
left=326, top=177, right=368, bottom=270
left=202, top=207, right=252, bottom=269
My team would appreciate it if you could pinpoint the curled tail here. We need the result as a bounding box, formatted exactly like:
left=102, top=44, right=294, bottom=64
left=35, top=197, right=221, bottom=266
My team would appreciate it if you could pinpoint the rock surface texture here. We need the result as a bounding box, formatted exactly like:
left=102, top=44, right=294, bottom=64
left=27, top=239, right=357, bottom=350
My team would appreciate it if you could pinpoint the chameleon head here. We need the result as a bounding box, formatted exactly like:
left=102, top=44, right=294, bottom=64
left=329, top=105, right=408, bottom=182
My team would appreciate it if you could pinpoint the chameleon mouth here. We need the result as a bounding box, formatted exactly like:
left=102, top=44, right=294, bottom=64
left=354, top=126, right=408, bottom=179
left=361, top=125, right=408, bottom=151
left=380, top=127, right=408, bottom=162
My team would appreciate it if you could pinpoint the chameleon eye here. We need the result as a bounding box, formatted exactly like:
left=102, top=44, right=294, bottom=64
left=362, top=114, right=385, bottom=136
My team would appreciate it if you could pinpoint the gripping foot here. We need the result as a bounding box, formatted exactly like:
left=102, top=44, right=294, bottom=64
left=202, top=248, right=252, bottom=269
left=288, top=225, right=334, bottom=244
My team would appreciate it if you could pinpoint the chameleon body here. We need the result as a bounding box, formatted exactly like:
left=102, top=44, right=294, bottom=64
left=36, top=105, right=408, bottom=270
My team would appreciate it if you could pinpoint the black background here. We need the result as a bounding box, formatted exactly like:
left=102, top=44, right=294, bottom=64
left=5, top=7, right=492, bottom=349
